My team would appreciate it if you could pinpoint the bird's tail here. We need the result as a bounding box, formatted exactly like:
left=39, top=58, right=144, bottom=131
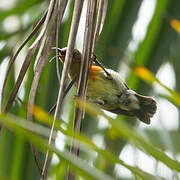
left=134, top=94, right=157, bottom=124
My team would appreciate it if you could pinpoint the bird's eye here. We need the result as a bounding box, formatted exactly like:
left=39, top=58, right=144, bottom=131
left=73, top=51, right=76, bottom=57
left=60, top=50, right=65, bottom=56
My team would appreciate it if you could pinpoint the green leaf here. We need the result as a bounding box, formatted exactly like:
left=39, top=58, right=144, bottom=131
left=135, top=66, right=180, bottom=107
left=79, top=101, right=180, bottom=173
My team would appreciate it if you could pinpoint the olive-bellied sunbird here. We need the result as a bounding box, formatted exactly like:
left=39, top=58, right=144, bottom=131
left=57, top=47, right=157, bottom=124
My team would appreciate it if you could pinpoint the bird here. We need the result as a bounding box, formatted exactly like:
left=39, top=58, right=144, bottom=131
left=56, top=47, right=157, bottom=124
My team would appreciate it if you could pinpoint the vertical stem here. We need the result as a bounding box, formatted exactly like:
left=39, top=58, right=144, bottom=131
left=42, top=0, right=83, bottom=179
left=28, top=16, right=58, bottom=176
left=67, top=0, right=97, bottom=179
left=1, top=12, right=47, bottom=112
left=92, top=0, right=108, bottom=55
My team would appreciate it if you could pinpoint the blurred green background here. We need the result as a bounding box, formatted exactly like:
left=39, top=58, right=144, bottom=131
left=0, top=0, right=180, bottom=179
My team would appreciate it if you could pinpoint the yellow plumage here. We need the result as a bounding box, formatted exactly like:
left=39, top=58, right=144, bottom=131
left=58, top=47, right=157, bottom=124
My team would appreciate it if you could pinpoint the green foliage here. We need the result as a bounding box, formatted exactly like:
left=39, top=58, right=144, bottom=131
left=1, top=0, right=180, bottom=179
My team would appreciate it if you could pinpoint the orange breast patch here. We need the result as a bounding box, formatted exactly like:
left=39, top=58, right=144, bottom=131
left=90, top=65, right=103, bottom=80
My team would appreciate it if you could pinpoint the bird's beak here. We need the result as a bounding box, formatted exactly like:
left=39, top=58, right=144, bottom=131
left=51, top=47, right=66, bottom=62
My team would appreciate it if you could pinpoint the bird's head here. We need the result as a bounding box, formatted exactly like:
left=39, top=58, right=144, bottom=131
left=56, top=47, right=82, bottom=80
left=57, top=47, right=81, bottom=64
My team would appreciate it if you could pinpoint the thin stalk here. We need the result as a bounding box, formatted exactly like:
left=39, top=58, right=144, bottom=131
left=48, top=74, right=78, bottom=114
left=41, top=0, right=83, bottom=179
left=33, top=0, right=56, bottom=72
left=92, top=0, right=108, bottom=55
left=27, top=0, right=68, bottom=176
left=91, top=0, right=104, bottom=54
left=67, top=0, right=97, bottom=179
left=1, top=11, right=47, bottom=112
left=4, top=44, right=38, bottom=114
left=27, top=19, right=57, bottom=176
